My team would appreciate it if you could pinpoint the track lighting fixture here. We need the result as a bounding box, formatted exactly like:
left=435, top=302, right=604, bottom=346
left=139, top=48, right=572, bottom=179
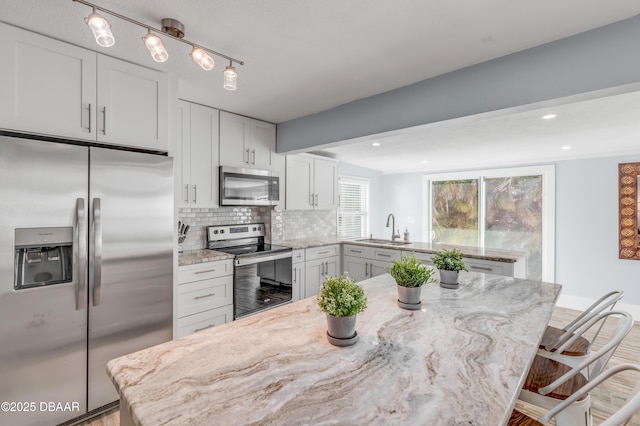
left=190, top=47, right=214, bottom=71
left=84, top=8, right=115, bottom=47
left=223, top=62, right=237, bottom=91
left=143, top=31, right=169, bottom=63
left=73, top=0, right=243, bottom=89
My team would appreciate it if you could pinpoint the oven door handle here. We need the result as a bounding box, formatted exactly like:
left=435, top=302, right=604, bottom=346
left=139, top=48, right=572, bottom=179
left=235, top=251, right=292, bottom=266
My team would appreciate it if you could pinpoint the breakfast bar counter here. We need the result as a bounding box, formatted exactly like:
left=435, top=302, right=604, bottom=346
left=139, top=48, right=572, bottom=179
left=107, top=272, right=561, bottom=426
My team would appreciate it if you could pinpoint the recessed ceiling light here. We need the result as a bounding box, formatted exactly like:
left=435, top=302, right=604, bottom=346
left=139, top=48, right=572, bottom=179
left=561, top=146, right=572, bottom=150
left=372, top=142, right=381, bottom=147
left=542, top=114, right=557, bottom=120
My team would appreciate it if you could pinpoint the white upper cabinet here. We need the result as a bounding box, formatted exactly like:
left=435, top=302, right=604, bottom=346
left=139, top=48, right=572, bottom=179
left=96, top=55, right=168, bottom=151
left=286, top=154, right=338, bottom=210
left=0, top=22, right=169, bottom=152
left=0, top=22, right=97, bottom=141
left=219, top=111, right=275, bottom=169
left=177, top=101, right=220, bottom=208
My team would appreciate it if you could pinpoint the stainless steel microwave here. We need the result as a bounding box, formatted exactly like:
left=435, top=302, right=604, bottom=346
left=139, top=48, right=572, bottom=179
left=219, top=166, right=280, bottom=206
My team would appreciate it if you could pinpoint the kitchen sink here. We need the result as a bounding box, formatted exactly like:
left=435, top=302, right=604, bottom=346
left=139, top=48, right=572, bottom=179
left=355, top=238, right=411, bottom=245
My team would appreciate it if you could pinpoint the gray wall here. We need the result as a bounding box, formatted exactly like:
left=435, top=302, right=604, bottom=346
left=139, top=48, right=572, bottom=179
left=376, top=154, right=640, bottom=307
left=277, top=15, right=640, bottom=153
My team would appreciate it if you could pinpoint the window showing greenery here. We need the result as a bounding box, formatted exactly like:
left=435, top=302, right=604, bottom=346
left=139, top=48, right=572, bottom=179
left=338, top=176, right=369, bottom=238
left=485, top=176, right=542, bottom=280
left=426, top=166, right=554, bottom=282
left=431, top=179, right=479, bottom=246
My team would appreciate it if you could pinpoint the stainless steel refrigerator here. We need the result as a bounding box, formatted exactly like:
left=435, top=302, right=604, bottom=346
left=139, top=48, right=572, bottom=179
left=0, top=135, right=173, bottom=426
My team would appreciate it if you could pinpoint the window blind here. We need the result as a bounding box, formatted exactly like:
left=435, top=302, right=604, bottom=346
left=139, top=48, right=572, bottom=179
left=338, top=176, right=369, bottom=238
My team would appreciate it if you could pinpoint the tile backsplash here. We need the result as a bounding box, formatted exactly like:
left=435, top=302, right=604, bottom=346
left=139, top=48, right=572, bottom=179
left=178, top=208, right=337, bottom=251
left=178, top=207, right=272, bottom=251
left=271, top=210, right=337, bottom=243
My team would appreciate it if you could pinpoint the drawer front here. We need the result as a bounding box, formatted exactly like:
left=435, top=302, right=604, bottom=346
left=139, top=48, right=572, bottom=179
left=372, top=247, right=401, bottom=261
left=343, top=244, right=370, bottom=259
left=402, top=250, right=434, bottom=266
left=176, top=305, right=233, bottom=338
left=292, top=249, right=305, bottom=264
left=178, top=275, right=233, bottom=317
left=178, top=259, right=233, bottom=284
left=464, top=258, right=509, bottom=277
left=306, top=244, right=339, bottom=261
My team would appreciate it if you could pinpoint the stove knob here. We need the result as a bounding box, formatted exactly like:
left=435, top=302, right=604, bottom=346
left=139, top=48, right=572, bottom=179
left=220, top=230, right=225, bottom=234
left=258, top=226, right=262, bottom=230
left=252, top=227, right=257, bottom=231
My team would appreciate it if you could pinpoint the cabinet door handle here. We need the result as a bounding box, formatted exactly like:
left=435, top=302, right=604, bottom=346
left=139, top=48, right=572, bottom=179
left=309, top=193, right=314, bottom=206
left=318, top=250, right=330, bottom=255
left=194, top=293, right=216, bottom=300
left=315, top=194, right=319, bottom=206
left=325, top=261, right=329, bottom=275
left=102, top=106, right=107, bottom=135
left=245, top=148, right=250, bottom=164
left=194, top=324, right=215, bottom=332
left=87, top=103, right=92, bottom=133
left=369, top=263, right=373, bottom=276
left=470, top=265, right=493, bottom=272
left=377, top=253, right=392, bottom=258
left=251, top=149, right=256, bottom=165
left=293, top=268, right=297, bottom=284
left=320, top=262, right=325, bottom=276
left=194, top=269, right=217, bottom=274
left=184, top=185, right=189, bottom=203
left=193, top=185, right=197, bottom=204
left=365, top=262, right=369, bottom=277
left=350, top=249, right=362, bottom=254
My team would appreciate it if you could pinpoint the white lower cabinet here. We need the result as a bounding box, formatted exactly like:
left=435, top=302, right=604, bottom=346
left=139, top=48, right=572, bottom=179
left=304, top=245, right=340, bottom=298
left=343, top=245, right=401, bottom=282
left=177, top=260, right=233, bottom=338
left=291, top=249, right=306, bottom=302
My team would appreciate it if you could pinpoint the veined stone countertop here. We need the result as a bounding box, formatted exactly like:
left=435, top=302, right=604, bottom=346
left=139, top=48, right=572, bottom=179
left=107, top=273, right=561, bottom=426
left=178, top=249, right=234, bottom=266
left=279, top=236, right=525, bottom=263
left=345, top=240, right=525, bottom=263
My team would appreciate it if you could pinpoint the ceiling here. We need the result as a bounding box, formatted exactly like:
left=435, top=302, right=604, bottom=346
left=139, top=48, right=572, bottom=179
left=320, top=86, right=640, bottom=174
left=2, top=1, right=640, bottom=173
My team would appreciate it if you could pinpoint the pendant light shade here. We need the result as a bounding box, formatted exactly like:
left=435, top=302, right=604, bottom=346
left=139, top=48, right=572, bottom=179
left=224, top=64, right=237, bottom=91
left=143, top=32, right=169, bottom=63
left=85, top=10, right=115, bottom=47
left=190, top=47, right=214, bottom=71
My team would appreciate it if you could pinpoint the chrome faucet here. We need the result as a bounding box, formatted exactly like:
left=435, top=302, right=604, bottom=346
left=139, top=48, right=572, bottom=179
left=386, top=213, right=401, bottom=241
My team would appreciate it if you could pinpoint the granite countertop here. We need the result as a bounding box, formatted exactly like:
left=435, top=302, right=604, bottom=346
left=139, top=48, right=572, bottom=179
left=178, top=249, right=234, bottom=266
left=108, top=273, right=561, bottom=426
left=278, top=237, right=524, bottom=263
left=344, top=240, right=525, bottom=263
left=277, top=235, right=343, bottom=249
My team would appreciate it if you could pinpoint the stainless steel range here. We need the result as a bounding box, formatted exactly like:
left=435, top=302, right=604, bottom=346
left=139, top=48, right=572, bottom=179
left=207, top=223, right=292, bottom=319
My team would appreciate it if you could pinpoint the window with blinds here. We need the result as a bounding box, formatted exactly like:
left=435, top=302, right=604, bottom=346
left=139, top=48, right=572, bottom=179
left=338, top=176, right=370, bottom=238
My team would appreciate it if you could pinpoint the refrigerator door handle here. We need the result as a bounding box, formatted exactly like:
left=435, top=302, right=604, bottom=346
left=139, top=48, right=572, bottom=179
left=92, top=198, right=103, bottom=306
left=75, top=198, right=87, bottom=311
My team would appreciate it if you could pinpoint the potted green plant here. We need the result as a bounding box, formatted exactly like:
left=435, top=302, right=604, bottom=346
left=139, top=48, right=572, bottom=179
left=387, top=254, right=436, bottom=309
left=431, top=249, right=468, bottom=289
left=317, top=274, right=367, bottom=346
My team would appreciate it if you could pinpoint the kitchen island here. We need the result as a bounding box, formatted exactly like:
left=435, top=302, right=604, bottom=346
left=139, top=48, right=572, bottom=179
left=108, top=272, right=561, bottom=425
